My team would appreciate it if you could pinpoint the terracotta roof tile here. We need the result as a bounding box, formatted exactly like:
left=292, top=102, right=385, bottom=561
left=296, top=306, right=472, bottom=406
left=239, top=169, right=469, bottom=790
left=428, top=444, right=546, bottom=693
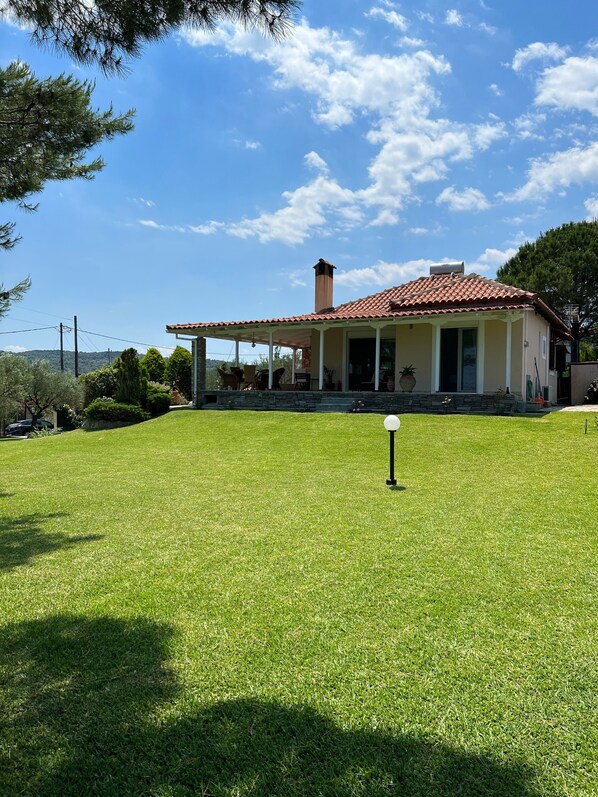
left=167, top=273, right=570, bottom=337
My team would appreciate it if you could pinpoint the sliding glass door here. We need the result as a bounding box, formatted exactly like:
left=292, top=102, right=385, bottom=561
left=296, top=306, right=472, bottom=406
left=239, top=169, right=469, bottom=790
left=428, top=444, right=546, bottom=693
left=440, top=328, right=477, bottom=392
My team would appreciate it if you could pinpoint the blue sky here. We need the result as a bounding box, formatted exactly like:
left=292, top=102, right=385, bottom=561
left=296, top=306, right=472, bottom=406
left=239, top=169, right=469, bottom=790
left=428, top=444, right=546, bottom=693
left=1, top=0, right=598, bottom=362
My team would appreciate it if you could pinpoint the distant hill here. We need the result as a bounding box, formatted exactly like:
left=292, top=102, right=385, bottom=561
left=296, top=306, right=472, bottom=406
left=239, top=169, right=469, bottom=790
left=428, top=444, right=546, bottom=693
left=7, top=350, right=222, bottom=376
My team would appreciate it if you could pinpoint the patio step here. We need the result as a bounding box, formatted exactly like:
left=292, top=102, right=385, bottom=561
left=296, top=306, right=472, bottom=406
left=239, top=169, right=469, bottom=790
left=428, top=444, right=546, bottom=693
left=315, top=397, right=355, bottom=413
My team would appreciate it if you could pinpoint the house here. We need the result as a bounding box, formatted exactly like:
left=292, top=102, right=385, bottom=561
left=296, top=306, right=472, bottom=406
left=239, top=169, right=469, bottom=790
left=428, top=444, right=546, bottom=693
left=166, top=260, right=571, bottom=412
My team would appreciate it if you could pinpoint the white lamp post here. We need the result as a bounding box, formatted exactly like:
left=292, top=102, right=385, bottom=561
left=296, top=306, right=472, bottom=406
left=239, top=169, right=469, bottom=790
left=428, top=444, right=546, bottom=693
left=383, top=415, right=401, bottom=486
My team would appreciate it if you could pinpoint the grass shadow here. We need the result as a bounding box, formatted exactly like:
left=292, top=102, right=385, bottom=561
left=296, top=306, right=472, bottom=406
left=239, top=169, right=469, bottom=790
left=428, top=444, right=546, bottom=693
left=0, top=615, right=542, bottom=797
left=0, top=513, right=102, bottom=572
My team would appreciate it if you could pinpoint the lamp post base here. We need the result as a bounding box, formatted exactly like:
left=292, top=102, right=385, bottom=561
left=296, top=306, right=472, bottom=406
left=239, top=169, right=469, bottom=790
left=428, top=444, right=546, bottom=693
left=386, top=478, right=397, bottom=486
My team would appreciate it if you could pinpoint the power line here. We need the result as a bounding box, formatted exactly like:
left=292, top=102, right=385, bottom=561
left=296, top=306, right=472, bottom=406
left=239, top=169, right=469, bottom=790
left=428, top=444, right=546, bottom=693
left=78, top=328, right=176, bottom=351
left=0, top=325, right=56, bottom=335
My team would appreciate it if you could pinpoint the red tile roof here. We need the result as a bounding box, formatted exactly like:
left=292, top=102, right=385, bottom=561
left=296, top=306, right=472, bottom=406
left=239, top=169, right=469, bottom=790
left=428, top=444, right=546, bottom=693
left=167, top=272, right=571, bottom=337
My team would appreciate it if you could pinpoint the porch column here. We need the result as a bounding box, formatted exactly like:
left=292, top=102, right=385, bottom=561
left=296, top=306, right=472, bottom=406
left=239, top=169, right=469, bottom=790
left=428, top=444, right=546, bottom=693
left=235, top=339, right=240, bottom=368
left=319, top=327, right=325, bottom=390
left=268, top=331, right=274, bottom=389
left=291, top=347, right=296, bottom=384
left=505, top=317, right=512, bottom=392
left=432, top=322, right=441, bottom=392
left=374, top=326, right=381, bottom=391
left=192, top=338, right=198, bottom=407
left=194, top=337, right=206, bottom=408
left=476, top=319, right=485, bottom=394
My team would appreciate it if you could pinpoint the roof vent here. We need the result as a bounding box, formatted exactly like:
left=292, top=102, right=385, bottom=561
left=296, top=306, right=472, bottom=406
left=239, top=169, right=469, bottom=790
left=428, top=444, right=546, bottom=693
left=429, top=262, right=464, bottom=276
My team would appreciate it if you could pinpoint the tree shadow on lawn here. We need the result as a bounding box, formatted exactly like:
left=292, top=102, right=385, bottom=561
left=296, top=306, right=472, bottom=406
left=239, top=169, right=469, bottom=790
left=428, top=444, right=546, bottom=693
left=0, top=615, right=542, bottom=797
left=0, top=513, right=103, bottom=572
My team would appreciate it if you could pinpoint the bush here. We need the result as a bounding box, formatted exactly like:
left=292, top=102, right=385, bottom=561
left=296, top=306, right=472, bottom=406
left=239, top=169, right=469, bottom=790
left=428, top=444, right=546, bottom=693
left=114, top=348, right=148, bottom=406
left=146, top=386, right=170, bottom=416
left=165, top=345, right=192, bottom=399
left=80, top=366, right=117, bottom=407
left=85, top=398, right=150, bottom=423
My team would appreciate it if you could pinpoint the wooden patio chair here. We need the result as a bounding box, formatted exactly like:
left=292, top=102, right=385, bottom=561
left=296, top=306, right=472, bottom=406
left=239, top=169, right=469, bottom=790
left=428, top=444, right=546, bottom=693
left=243, top=364, right=256, bottom=388
left=217, top=367, right=239, bottom=390
left=254, top=367, right=285, bottom=390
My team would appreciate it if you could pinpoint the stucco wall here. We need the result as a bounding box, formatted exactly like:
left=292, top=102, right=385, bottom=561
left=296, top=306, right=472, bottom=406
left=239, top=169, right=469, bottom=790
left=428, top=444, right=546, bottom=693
left=571, top=361, right=598, bottom=405
left=310, top=327, right=345, bottom=387
left=395, top=323, right=433, bottom=391
left=483, top=319, right=523, bottom=395
left=524, top=310, right=558, bottom=402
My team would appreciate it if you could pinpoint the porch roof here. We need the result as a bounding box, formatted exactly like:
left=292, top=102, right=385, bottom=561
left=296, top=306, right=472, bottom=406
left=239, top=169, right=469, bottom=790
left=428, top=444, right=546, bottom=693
left=166, top=272, right=571, bottom=344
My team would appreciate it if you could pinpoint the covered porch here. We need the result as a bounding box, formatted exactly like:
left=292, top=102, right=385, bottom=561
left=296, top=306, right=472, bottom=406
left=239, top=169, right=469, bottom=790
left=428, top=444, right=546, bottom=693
left=171, top=310, right=526, bottom=410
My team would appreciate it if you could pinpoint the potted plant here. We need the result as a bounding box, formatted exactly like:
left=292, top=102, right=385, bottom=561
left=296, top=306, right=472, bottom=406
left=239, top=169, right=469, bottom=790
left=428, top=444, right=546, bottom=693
left=386, top=371, right=395, bottom=392
left=398, top=364, right=416, bottom=392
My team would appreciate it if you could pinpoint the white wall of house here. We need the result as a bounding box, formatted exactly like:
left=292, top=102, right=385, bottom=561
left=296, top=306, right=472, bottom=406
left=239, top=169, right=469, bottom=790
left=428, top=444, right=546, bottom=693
left=483, top=318, right=523, bottom=395
left=524, top=310, right=558, bottom=402
left=395, top=323, right=433, bottom=391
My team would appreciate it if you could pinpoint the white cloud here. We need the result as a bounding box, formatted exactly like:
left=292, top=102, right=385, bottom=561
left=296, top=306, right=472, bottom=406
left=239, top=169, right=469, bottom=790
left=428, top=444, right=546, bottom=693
left=188, top=221, right=225, bottom=235
left=506, top=141, right=598, bottom=202
left=304, top=151, right=329, bottom=174
left=469, top=247, right=517, bottom=273
left=336, top=259, right=434, bottom=288
left=436, top=186, right=491, bottom=211
left=131, top=197, right=155, bottom=207
left=139, top=219, right=223, bottom=235
left=407, top=224, right=444, bottom=235
left=445, top=10, right=465, bottom=27
left=535, top=56, right=598, bottom=116
left=370, top=208, right=399, bottom=226
left=244, top=140, right=261, bottom=150
left=585, top=196, right=598, bottom=219
left=334, top=247, right=512, bottom=289
left=179, top=19, right=512, bottom=242
left=2, top=345, right=28, bottom=353
left=512, top=111, right=547, bottom=141
left=227, top=176, right=360, bottom=244
left=489, top=83, right=503, bottom=97
left=400, top=36, right=426, bottom=48
left=138, top=219, right=186, bottom=232
left=511, top=42, right=568, bottom=73
left=367, top=6, right=408, bottom=31
left=479, top=22, right=497, bottom=36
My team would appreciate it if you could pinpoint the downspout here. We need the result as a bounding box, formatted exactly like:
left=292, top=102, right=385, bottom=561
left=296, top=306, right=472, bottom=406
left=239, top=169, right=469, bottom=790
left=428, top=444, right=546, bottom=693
left=319, top=327, right=325, bottom=390
left=505, top=317, right=512, bottom=393
left=374, top=326, right=381, bottom=391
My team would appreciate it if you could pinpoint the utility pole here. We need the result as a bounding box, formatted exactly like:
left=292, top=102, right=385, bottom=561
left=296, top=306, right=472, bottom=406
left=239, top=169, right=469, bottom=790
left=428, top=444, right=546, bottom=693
left=59, top=323, right=64, bottom=371
left=74, top=315, right=79, bottom=378
left=108, top=348, right=111, bottom=364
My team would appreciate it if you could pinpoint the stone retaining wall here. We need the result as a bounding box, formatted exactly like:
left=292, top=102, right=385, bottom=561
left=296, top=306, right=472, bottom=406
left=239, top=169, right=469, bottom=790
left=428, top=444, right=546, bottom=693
left=199, top=390, right=519, bottom=415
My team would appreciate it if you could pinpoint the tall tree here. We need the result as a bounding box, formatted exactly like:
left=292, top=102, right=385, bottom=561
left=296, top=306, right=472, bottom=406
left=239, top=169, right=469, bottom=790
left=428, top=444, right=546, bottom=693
left=141, top=347, right=166, bottom=383
left=25, top=360, right=83, bottom=427
left=165, top=346, right=192, bottom=398
left=3, top=1, right=300, bottom=73
left=114, top=348, right=148, bottom=405
left=0, top=275, right=30, bottom=317
left=0, top=353, right=31, bottom=433
left=0, top=62, right=134, bottom=251
left=497, top=220, right=598, bottom=353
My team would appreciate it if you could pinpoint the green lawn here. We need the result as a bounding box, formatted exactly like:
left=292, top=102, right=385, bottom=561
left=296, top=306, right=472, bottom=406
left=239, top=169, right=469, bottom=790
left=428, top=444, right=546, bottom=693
left=0, top=410, right=596, bottom=796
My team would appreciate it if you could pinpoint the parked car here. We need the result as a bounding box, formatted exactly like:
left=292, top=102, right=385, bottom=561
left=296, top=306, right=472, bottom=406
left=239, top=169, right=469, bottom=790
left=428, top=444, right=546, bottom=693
left=5, top=419, right=54, bottom=437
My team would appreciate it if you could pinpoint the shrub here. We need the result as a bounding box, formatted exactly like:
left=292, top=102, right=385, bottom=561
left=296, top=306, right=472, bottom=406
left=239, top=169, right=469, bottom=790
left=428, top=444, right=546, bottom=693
left=164, top=345, right=192, bottom=399
left=81, top=366, right=117, bottom=406
left=114, top=348, right=148, bottom=406
left=146, top=385, right=170, bottom=416
left=85, top=398, right=150, bottom=423
left=141, top=348, right=166, bottom=382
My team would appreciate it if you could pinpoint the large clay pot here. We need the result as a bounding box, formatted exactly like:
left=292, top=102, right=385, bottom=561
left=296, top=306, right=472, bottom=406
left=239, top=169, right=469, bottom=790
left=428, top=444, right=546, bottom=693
left=399, top=373, right=416, bottom=392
